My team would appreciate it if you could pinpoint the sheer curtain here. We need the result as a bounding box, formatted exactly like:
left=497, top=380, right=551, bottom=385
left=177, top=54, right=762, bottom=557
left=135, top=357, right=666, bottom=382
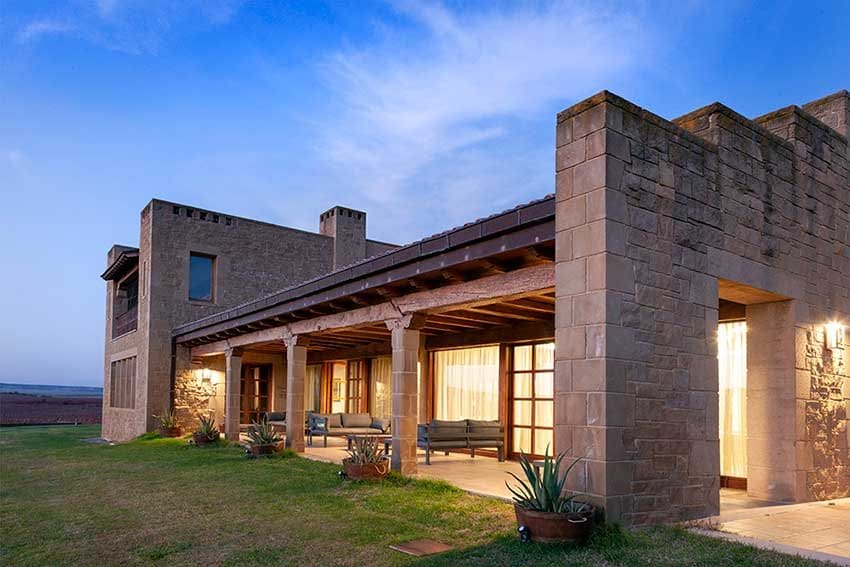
left=434, top=346, right=500, bottom=421
left=718, top=321, right=747, bottom=478
left=370, top=357, right=392, bottom=420
left=305, top=364, right=321, bottom=413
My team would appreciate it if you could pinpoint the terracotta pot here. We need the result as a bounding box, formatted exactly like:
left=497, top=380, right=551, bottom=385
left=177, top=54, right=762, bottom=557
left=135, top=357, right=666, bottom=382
left=193, top=432, right=219, bottom=446
left=249, top=442, right=285, bottom=457
left=159, top=427, right=182, bottom=438
left=514, top=504, right=595, bottom=544
left=342, top=458, right=390, bottom=480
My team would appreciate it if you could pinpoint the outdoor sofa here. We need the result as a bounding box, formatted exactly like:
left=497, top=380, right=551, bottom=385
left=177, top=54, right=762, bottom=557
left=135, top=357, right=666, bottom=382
left=417, top=419, right=504, bottom=464
left=307, top=412, right=389, bottom=447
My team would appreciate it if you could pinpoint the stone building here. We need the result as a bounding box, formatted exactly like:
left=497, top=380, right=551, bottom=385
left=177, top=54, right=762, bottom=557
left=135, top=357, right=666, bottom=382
left=100, top=201, right=396, bottom=440
left=101, top=89, right=849, bottom=525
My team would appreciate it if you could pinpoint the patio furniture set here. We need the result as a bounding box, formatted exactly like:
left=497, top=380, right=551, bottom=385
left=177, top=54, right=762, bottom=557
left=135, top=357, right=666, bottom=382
left=266, top=411, right=505, bottom=464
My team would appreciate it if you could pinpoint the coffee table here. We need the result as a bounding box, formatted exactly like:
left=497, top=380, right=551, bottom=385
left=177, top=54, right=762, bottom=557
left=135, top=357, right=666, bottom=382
left=346, top=434, right=392, bottom=454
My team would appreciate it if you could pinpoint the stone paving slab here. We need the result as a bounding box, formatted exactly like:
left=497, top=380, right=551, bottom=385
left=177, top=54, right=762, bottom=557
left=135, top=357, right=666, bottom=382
left=706, top=498, right=850, bottom=565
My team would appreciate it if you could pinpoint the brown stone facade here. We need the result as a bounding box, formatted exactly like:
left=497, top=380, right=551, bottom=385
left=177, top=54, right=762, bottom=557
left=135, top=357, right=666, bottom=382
left=102, top=200, right=395, bottom=441
left=802, top=324, right=848, bottom=500
left=554, top=90, right=849, bottom=525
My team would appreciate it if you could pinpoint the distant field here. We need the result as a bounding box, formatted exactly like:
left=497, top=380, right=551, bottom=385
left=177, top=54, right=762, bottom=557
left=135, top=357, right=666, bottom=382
left=0, top=383, right=102, bottom=398
left=0, top=384, right=101, bottom=426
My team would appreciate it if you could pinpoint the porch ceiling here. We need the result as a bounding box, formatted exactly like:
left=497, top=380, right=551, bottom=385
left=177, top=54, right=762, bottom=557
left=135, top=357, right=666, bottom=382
left=241, top=287, right=555, bottom=352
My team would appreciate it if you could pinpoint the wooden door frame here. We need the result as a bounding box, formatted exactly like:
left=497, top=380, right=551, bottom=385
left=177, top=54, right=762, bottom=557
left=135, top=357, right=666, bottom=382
left=240, top=363, right=272, bottom=425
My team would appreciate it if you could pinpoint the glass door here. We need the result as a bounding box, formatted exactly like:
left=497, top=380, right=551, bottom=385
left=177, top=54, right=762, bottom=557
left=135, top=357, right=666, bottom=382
left=330, top=362, right=346, bottom=413
left=509, top=342, right=554, bottom=458
left=241, top=365, right=271, bottom=424
left=346, top=360, right=366, bottom=413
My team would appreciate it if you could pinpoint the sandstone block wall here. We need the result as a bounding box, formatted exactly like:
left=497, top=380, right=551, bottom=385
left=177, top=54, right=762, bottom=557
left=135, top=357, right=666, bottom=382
left=104, top=197, right=395, bottom=441
left=554, top=90, right=849, bottom=525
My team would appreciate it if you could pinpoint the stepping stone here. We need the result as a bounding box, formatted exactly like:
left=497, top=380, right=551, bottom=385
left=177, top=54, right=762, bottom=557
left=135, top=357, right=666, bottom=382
left=81, top=437, right=111, bottom=445
left=389, top=539, right=453, bottom=557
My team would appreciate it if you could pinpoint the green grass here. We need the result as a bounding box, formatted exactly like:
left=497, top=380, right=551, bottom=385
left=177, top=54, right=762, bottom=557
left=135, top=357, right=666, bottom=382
left=0, top=426, right=831, bottom=566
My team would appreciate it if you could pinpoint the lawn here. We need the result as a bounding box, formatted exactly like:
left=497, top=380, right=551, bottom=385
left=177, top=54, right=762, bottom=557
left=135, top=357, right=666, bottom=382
left=0, top=426, right=831, bottom=567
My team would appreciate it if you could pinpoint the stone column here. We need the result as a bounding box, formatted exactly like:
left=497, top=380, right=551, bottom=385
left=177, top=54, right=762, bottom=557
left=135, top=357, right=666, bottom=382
left=285, top=334, right=309, bottom=452
left=746, top=301, right=799, bottom=501
left=224, top=347, right=243, bottom=441
left=386, top=314, right=427, bottom=474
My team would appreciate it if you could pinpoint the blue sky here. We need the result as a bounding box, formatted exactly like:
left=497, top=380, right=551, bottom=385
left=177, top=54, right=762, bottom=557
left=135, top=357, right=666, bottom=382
left=1, top=0, right=848, bottom=386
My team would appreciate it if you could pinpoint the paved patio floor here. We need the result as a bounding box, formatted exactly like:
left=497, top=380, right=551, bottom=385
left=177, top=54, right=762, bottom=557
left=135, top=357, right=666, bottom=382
left=710, top=496, right=850, bottom=564
left=303, top=436, right=522, bottom=499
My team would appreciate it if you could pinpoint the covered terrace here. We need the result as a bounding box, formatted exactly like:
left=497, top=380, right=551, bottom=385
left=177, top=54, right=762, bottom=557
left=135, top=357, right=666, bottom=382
left=172, top=195, right=557, bottom=475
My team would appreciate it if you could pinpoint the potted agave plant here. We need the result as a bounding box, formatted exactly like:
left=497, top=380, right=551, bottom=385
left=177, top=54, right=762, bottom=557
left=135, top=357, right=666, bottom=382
left=507, top=448, right=595, bottom=544
left=342, top=436, right=390, bottom=480
left=155, top=410, right=181, bottom=438
left=192, top=415, right=220, bottom=446
left=246, top=416, right=284, bottom=457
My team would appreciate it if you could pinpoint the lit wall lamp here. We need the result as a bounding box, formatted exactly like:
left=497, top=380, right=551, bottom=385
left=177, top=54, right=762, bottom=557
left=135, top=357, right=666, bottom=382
left=825, top=321, right=844, bottom=350
left=200, top=368, right=213, bottom=385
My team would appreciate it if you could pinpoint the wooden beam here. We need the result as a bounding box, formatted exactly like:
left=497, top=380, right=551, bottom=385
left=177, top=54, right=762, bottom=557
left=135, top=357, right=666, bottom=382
left=425, top=320, right=554, bottom=350
left=465, top=304, right=551, bottom=321
left=504, top=297, right=556, bottom=314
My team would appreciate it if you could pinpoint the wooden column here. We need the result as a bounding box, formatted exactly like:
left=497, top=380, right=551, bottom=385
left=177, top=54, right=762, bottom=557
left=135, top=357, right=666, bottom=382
left=285, top=335, right=309, bottom=452
left=224, top=347, right=243, bottom=441
left=386, top=314, right=427, bottom=474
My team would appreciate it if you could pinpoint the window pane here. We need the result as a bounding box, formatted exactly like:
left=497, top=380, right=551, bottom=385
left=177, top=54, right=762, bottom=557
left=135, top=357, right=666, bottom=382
left=535, top=372, right=554, bottom=398
left=535, top=401, right=554, bottom=428
left=534, top=429, right=553, bottom=456
left=513, top=345, right=532, bottom=371
left=513, top=401, right=532, bottom=426
left=513, top=373, right=532, bottom=398
left=512, top=427, right=531, bottom=454
left=534, top=343, right=555, bottom=370
left=189, top=254, right=213, bottom=301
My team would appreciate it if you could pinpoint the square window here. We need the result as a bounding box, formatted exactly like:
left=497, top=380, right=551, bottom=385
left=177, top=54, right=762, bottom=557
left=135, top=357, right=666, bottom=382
left=189, top=253, right=215, bottom=301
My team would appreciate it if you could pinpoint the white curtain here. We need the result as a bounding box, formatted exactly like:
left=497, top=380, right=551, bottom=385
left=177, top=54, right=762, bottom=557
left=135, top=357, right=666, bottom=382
left=305, top=364, right=321, bottom=413
left=370, top=357, right=392, bottom=420
left=718, top=321, right=747, bottom=478
left=434, top=346, right=500, bottom=421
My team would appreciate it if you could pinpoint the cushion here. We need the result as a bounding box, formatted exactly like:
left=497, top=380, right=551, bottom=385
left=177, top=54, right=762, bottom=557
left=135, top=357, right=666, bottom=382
left=341, top=413, right=372, bottom=428
left=370, top=417, right=388, bottom=432
left=328, top=413, right=343, bottom=429
left=266, top=411, right=286, bottom=422
left=309, top=414, right=329, bottom=431
left=428, top=419, right=467, bottom=440
left=467, top=420, right=502, bottom=439
left=468, top=439, right=504, bottom=447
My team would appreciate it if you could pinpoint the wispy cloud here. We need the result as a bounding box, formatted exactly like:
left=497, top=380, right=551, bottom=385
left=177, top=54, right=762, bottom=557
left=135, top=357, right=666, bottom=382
left=15, top=0, right=245, bottom=54
left=18, top=20, right=76, bottom=43
left=315, top=1, right=649, bottom=239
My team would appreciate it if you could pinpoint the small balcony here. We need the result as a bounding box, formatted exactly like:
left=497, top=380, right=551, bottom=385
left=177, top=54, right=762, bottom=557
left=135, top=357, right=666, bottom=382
left=112, top=307, right=138, bottom=339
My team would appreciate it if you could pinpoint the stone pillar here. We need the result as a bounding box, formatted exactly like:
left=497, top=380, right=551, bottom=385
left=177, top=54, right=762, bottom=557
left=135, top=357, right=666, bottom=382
left=746, top=301, right=799, bottom=502
left=224, top=347, right=243, bottom=441
left=285, top=335, right=309, bottom=452
left=386, top=314, right=426, bottom=474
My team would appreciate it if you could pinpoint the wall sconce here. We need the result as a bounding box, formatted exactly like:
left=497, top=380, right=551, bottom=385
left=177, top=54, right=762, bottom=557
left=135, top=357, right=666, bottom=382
left=825, top=321, right=844, bottom=350
left=195, top=367, right=213, bottom=385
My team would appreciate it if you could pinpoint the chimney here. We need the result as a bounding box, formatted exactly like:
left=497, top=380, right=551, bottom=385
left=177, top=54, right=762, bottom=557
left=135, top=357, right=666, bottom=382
left=319, top=206, right=367, bottom=269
